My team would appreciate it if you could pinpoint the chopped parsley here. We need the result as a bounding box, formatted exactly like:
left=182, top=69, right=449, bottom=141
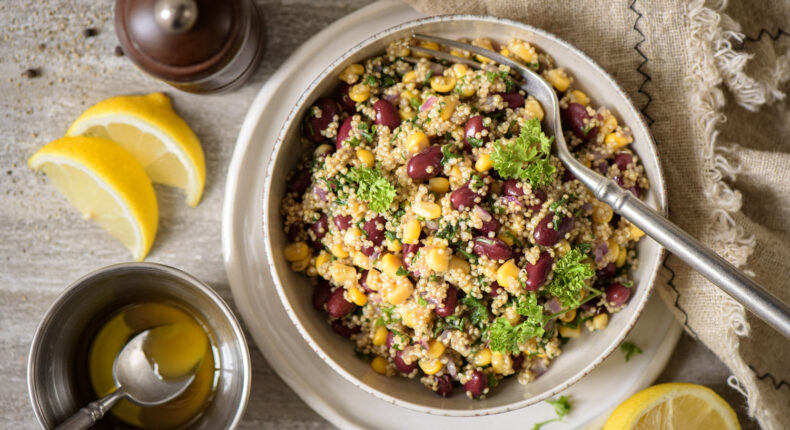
left=488, top=316, right=545, bottom=354
left=395, top=266, right=409, bottom=277
left=435, top=222, right=458, bottom=241
left=462, top=295, right=489, bottom=330
left=620, top=341, right=643, bottom=362
left=362, top=75, right=379, bottom=87
left=441, top=144, right=463, bottom=165
left=490, top=118, right=556, bottom=188
left=381, top=74, right=398, bottom=87
left=532, top=396, right=572, bottom=429
left=549, top=196, right=570, bottom=231
left=423, top=69, right=434, bottom=85
left=418, top=297, right=428, bottom=307
left=456, top=247, right=478, bottom=263
left=345, top=167, right=396, bottom=213
left=409, top=97, right=421, bottom=110
left=545, top=244, right=594, bottom=309
left=467, top=136, right=484, bottom=148
left=357, top=123, right=375, bottom=143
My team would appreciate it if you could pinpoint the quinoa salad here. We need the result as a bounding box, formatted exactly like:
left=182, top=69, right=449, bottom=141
left=280, top=37, right=649, bottom=399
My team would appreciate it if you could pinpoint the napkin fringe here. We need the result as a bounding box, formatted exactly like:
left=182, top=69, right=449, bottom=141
left=687, top=1, right=778, bottom=428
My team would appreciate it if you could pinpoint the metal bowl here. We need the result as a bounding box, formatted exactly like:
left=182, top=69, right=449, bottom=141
left=27, top=263, right=251, bottom=429
left=262, top=15, right=666, bottom=416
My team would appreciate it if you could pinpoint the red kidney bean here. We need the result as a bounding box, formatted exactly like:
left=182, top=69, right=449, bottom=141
left=463, top=115, right=490, bottom=152
left=594, top=160, right=609, bottom=175
left=326, top=287, right=356, bottom=318
left=336, top=83, right=357, bottom=114
left=497, top=92, right=525, bottom=109
left=489, top=281, right=502, bottom=297
left=596, top=262, right=617, bottom=280
left=393, top=351, right=417, bottom=374
left=435, top=375, right=454, bottom=397
left=288, top=170, right=312, bottom=196
left=286, top=223, right=303, bottom=242
left=359, top=269, right=373, bottom=293
left=613, top=152, right=633, bottom=171
left=628, top=186, right=643, bottom=198
left=512, top=353, right=525, bottom=371
left=610, top=213, right=621, bottom=227
left=450, top=182, right=482, bottom=210
left=475, top=206, right=500, bottom=234
left=363, top=216, right=386, bottom=247
left=336, top=116, right=353, bottom=149
left=503, top=179, right=525, bottom=196
left=402, top=242, right=422, bottom=270
left=333, top=214, right=352, bottom=231
left=472, top=237, right=513, bottom=261
left=331, top=319, right=361, bottom=338
left=305, top=98, right=340, bottom=143
left=373, top=99, right=401, bottom=130
left=463, top=371, right=487, bottom=398
left=561, top=102, right=596, bottom=141
left=525, top=251, right=553, bottom=290
left=312, top=279, right=332, bottom=311
left=606, top=283, right=631, bottom=307
left=528, top=189, right=547, bottom=212
left=435, top=285, right=458, bottom=317
left=407, top=145, right=443, bottom=180
left=562, top=169, right=577, bottom=182
left=310, top=214, right=329, bottom=240
left=533, top=214, right=574, bottom=246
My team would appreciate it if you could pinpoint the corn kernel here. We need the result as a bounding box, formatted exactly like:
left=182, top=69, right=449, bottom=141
left=559, top=325, right=582, bottom=338
left=331, top=243, right=350, bottom=259
left=504, top=306, right=521, bottom=326
left=290, top=256, right=310, bottom=272
left=499, top=47, right=510, bottom=57
left=448, top=166, right=463, bottom=186
left=497, top=231, right=515, bottom=246
left=428, top=177, right=450, bottom=194
left=338, top=64, right=364, bottom=84
left=371, top=356, right=388, bottom=374
left=427, top=340, right=446, bottom=359
left=349, top=83, right=371, bottom=102
left=425, top=247, right=450, bottom=272
left=399, top=108, right=416, bottom=120
left=508, top=39, right=537, bottom=64
left=559, top=309, right=577, bottom=323
left=405, top=131, right=430, bottom=154
left=380, top=253, right=403, bottom=278
left=458, top=84, right=476, bottom=98
left=384, top=277, right=413, bottom=305
left=315, top=250, right=331, bottom=271
left=414, top=201, right=442, bottom=219
left=546, top=68, right=571, bottom=92
left=491, top=352, right=512, bottom=374
left=472, top=38, right=494, bottom=63
left=607, top=239, right=620, bottom=264
left=401, top=306, right=419, bottom=328
left=315, top=143, right=334, bottom=158
left=356, top=149, right=375, bottom=167
left=496, top=259, right=520, bottom=290
left=524, top=97, right=544, bottom=121
left=330, top=262, right=357, bottom=284
left=373, top=326, right=388, bottom=346
left=348, top=287, right=368, bottom=306
left=616, top=246, right=628, bottom=267
left=343, top=227, right=362, bottom=246
left=605, top=131, right=632, bottom=151
left=592, top=202, right=614, bottom=224
left=418, top=358, right=443, bottom=375
left=570, top=89, right=590, bottom=106
left=402, top=70, right=417, bottom=84
left=473, top=348, right=492, bottom=367
left=449, top=256, right=471, bottom=274
left=601, top=114, right=619, bottom=135
left=451, top=63, right=468, bottom=78
left=556, top=239, right=572, bottom=256
left=629, top=224, right=645, bottom=240
left=284, top=242, right=309, bottom=262
left=352, top=251, right=370, bottom=269
left=366, top=269, right=383, bottom=291
left=430, top=74, right=457, bottom=93
left=402, top=219, right=421, bottom=245
left=440, top=97, right=458, bottom=121
left=387, top=238, right=403, bottom=253
left=592, top=313, right=609, bottom=331
left=475, top=153, right=493, bottom=172
left=415, top=40, right=439, bottom=58
left=450, top=48, right=470, bottom=58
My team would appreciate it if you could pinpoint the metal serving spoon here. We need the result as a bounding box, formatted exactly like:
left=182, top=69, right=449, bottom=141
left=411, top=33, right=790, bottom=338
left=54, top=329, right=197, bottom=430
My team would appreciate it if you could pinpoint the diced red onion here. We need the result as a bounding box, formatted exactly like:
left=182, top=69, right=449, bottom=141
left=475, top=205, right=492, bottom=222
left=545, top=297, right=563, bottom=314
left=425, top=220, right=440, bottom=232
left=445, top=360, right=457, bottom=378
left=383, top=92, right=400, bottom=104
left=594, top=241, right=609, bottom=263
left=421, top=96, right=437, bottom=112
left=312, top=185, right=328, bottom=202
left=530, top=360, right=549, bottom=377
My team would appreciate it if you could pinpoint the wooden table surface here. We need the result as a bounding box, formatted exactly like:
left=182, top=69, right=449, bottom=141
left=0, top=1, right=760, bottom=428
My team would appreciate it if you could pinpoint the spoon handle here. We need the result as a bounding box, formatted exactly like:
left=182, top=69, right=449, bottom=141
left=596, top=178, right=790, bottom=338
left=53, top=389, right=126, bottom=430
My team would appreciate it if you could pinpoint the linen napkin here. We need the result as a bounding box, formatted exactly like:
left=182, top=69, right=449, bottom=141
left=405, top=0, right=790, bottom=428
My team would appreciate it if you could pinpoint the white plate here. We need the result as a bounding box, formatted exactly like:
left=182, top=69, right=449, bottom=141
left=222, top=1, right=681, bottom=428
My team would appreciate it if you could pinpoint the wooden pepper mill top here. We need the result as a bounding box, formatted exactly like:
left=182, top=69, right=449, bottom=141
left=115, top=0, right=265, bottom=94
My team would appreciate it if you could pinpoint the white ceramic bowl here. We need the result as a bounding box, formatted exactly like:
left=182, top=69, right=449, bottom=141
left=262, top=15, right=666, bottom=416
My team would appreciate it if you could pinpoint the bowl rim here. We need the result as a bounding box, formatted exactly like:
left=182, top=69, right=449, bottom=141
left=26, top=262, right=252, bottom=430
left=262, top=14, right=667, bottom=416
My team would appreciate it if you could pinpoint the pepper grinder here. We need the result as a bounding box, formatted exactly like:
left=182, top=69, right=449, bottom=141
left=115, top=0, right=266, bottom=94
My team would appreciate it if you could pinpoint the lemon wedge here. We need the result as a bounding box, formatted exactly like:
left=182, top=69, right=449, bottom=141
left=28, top=136, right=158, bottom=261
left=604, top=383, right=741, bottom=430
left=66, top=93, right=206, bottom=207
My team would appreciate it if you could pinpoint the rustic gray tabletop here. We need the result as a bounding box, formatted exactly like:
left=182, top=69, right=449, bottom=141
left=0, top=1, right=760, bottom=429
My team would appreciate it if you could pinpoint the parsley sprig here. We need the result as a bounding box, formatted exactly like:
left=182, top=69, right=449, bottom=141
left=545, top=244, right=595, bottom=309
left=488, top=293, right=545, bottom=354
left=620, top=341, right=643, bottom=362
left=532, top=396, right=572, bottom=430
left=345, top=167, right=396, bottom=213
left=490, top=118, right=556, bottom=188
